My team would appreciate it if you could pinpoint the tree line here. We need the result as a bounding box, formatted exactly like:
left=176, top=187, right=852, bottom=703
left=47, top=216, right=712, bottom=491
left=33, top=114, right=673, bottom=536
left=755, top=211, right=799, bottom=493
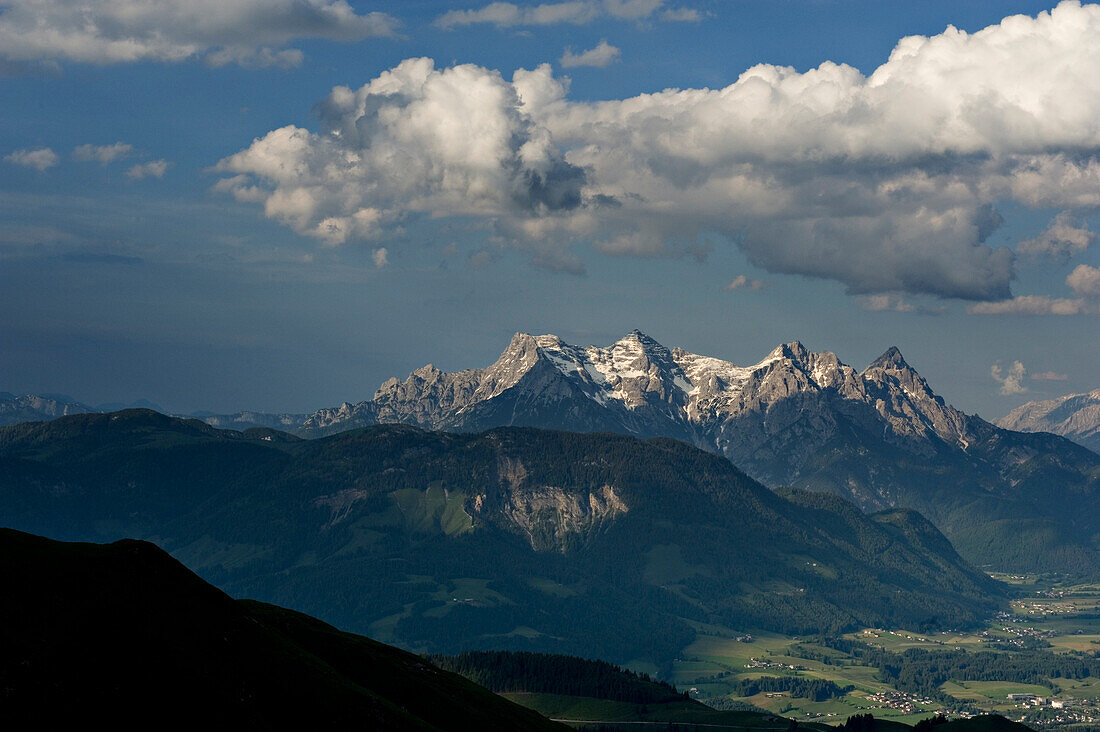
left=732, top=675, right=854, bottom=701
left=430, top=650, right=687, bottom=704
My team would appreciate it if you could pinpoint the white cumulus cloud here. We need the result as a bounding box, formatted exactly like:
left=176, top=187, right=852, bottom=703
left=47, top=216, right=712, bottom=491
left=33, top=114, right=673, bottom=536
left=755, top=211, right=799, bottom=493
left=992, top=361, right=1029, bottom=395
left=219, top=2, right=1100, bottom=297
left=215, top=58, right=586, bottom=249
left=0, top=0, right=397, bottom=68
left=971, top=263, right=1100, bottom=313
left=1018, top=212, right=1095, bottom=260
left=73, top=143, right=133, bottom=164
left=127, top=160, right=171, bottom=179
left=371, top=247, right=389, bottom=268
left=4, top=147, right=59, bottom=171
left=561, top=40, right=621, bottom=68
left=1067, top=263, right=1100, bottom=297
left=968, top=295, right=1100, bottom=315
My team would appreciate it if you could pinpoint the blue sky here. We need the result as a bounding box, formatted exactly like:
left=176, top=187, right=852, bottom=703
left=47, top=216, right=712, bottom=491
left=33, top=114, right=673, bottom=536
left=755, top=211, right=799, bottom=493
left=1, top=0, right=1097, bottom=417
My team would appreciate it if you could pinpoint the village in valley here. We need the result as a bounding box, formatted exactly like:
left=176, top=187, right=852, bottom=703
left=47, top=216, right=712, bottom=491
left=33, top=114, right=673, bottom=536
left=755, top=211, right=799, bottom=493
left=664, top=574, right=1100, bottom=728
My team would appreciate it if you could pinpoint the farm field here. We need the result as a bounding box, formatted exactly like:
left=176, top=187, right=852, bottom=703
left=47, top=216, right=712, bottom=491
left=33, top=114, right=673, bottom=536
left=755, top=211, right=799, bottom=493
left=500, top=692, right=834, bottom=730
left=672, top=576, right=1100, bottom=728
left=670, top=630, right=944, bottom=724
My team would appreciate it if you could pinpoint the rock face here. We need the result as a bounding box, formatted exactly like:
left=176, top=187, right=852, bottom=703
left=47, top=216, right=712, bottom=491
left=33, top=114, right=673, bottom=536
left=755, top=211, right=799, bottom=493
left=997, top=389, right=1100, bottom=455
left=484, top=480, right=628, bottom=552
left=277, top=331, right=1100, bottom=572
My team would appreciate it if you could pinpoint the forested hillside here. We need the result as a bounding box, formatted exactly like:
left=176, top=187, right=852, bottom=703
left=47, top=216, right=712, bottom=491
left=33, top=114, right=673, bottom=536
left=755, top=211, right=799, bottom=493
left=0, top=410, right=1003, bottom=665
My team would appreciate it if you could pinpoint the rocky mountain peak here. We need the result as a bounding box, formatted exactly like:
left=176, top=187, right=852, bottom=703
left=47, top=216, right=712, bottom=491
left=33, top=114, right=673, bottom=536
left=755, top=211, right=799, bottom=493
left=502, top=331, right=540, bottom=354
left=769, top=340, right=810, bottom=363
left=475, top=333, right=553, bottom=400
left=610, top=330, right=673, bottom=359
left=485, top=333, right=545, bottom=375
left=610, top=330, right=673, bottom=360
left=619, top=329, right=656, bottom=345
left=532, top=333, right=564, bottom=349
left=410, top=364, right=443, bottom=380
left=754, top=342, right=857, bottom=391
left=867, top=346, right=910, bottom=372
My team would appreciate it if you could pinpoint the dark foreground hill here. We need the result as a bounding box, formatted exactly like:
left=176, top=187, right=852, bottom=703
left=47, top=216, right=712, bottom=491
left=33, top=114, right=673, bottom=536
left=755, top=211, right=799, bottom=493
left=0, top=410, right=1003, bottom=666
left=0, top=528, right=565, bottom=730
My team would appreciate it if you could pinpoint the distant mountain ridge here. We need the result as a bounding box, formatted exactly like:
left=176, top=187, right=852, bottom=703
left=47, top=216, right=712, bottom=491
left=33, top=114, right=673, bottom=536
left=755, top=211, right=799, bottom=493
left=0, top=391, right=306, bottom=431
left=997, top=389, right=1100, bottom=455
left=0, top=393, right=98, bottom=424
left=0, top=393, right=165, bottom=425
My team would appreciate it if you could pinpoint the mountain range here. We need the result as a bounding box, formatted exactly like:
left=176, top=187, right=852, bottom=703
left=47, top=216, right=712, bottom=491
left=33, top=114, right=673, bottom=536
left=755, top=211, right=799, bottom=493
left=997, top=389, right=1100, bottom=455
left=0, top=410, right=1001, bottom=667
left=0, top=393, right=98, bottom=424
left=0, top=392, right=163, bottom=424
left=6, top=330, right=1098, bottom=573
left=205, top=331, right=1100, bottom=574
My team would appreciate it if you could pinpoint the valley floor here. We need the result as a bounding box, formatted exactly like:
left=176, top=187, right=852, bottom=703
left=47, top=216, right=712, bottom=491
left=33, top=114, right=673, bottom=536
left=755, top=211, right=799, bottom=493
left=656, top=575, right=1100, bottom=729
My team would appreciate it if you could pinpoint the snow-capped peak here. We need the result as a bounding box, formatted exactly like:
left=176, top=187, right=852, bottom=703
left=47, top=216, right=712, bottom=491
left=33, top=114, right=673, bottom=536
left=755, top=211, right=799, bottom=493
left=363, top=330, right=974, bottom=450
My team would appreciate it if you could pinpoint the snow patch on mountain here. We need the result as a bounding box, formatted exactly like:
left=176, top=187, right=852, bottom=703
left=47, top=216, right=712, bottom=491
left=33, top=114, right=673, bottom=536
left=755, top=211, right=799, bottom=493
left=298, top=331, right=976, bottom=459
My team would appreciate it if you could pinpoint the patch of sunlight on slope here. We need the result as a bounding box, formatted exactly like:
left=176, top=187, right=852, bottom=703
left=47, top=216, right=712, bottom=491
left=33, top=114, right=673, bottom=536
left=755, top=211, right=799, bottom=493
left=390, top=483, right=474, bottom=536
